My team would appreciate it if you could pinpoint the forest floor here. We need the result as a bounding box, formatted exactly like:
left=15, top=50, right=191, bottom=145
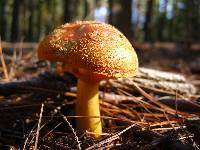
left=0, top=42, right=200, bottom=150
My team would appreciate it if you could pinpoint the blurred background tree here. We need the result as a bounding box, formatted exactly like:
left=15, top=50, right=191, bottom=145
left=0, top=0, right=199, bottom=43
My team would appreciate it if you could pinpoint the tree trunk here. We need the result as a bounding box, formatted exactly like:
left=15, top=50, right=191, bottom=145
left=144, top=0, right=153, bottom=41
left=35, top=0, right=43, bottom=41
left=84, top=0, right=94, bottom=20
left=184, top=0, right=197, bottom=49
left=115, top=0, right=133, bottom=40
left=156, top=0, right=167, bottom=41
left=11, top=0, right=20, bottom=42
left=108, top=0, right=114, bottom=24
left=26, top=0, right=35, bottom=41
left=45, top=0, right=53, bottom=33
left=73, top=0, right=85, bottom=21
left=63, top=0, right=74, bottom=22
left=0, top=0, right=7, bottom=40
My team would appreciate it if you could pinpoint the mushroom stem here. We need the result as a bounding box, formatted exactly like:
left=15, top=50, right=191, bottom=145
left=76, top=79, right=102, bottom=136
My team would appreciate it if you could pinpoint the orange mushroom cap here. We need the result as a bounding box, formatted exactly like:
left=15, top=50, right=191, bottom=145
left=38, top=21, right=138, bottom=82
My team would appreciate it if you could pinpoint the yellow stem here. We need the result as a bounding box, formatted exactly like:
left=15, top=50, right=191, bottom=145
left=76, top=79, right=102, bottom=136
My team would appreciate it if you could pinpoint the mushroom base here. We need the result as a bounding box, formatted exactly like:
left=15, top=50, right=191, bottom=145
left=76, top=79, right=102, bottom=136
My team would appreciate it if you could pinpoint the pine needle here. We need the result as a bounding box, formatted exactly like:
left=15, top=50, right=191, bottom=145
left=34, top=103, right=44, bottom=150
left=0, top=37, right=9, bottom=81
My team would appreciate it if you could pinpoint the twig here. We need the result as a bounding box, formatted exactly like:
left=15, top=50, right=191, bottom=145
left=86, top=123, right=137, bottom=150
left=34, top=103, right=44, bottom=150
left=23, top=124, right=38, bottom=150
left=41, top=122, right=63, bottom=140
left=152, top=126, right=184, bottom=131
left=57, top=109, right=81, bottom=150
left=132, top=82, right=190, bottom=117
left=1, top=41, right=37, bottom=49
left=9, top=47, right=17, bottom=79
left=17, top=38, right=24, bottom=61
left=0, top=37, right=9, bottom=81
left=139, top=67, right=186, bottom=82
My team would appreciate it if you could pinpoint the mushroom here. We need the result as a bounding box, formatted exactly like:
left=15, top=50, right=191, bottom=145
left=38, top=21, right=138, bottom=137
